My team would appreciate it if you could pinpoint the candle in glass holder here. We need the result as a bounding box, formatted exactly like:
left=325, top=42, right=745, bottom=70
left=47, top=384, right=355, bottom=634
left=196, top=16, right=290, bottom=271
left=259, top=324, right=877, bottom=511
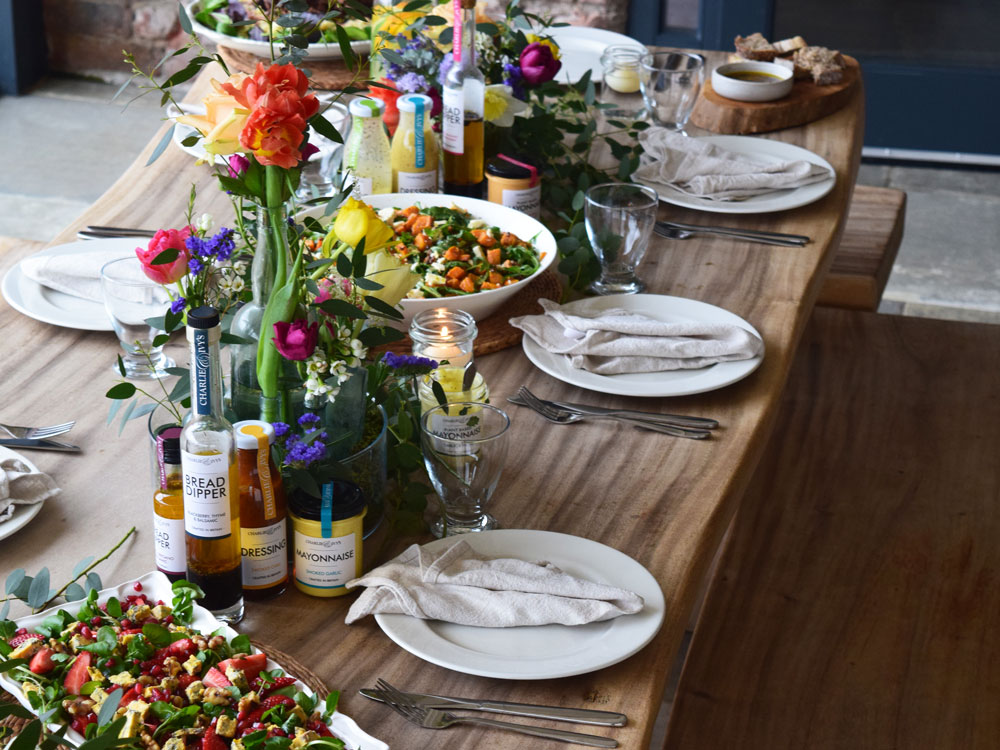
left=410, top=308, right=488, bottom=413
left=600, top=46, right=648, bottom=120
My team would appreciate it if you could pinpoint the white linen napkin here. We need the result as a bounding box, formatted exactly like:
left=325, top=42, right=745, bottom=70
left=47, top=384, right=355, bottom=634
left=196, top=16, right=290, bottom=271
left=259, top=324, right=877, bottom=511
left=20, top=248, right=135, bottom=302
left=634, top=128, right=832, bottom=201
left=0, top=446, right=60, bottom=523
left=345, top=540, right=644, bottom=627
left=510, top=298, right=763, bottom=375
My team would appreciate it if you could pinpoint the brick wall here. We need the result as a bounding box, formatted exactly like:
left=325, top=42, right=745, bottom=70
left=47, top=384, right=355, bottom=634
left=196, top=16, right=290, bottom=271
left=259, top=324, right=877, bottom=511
left=42, top=0, right=625, bottom=83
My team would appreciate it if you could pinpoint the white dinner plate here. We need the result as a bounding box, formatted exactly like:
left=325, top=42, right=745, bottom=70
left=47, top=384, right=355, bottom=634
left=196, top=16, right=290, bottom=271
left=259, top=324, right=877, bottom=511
left=0, top=450, right=46, bottom=542
left=185, top=1, right=369, bottom=60
left=0, top=571, right=387, bottom=750
left=544, top=25, right=647, bottom=85
left=635, top=135, right=836, bottom=214
left=1, top=238, right=141, bottom=331
left=374, top=529, right=665, bottom=680
left=521, top=294, right=764, bottom=398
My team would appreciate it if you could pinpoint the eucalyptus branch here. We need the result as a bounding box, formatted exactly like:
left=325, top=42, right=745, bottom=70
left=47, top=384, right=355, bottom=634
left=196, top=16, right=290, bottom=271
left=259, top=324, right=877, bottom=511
left=43, top=528, right=137, bottom=610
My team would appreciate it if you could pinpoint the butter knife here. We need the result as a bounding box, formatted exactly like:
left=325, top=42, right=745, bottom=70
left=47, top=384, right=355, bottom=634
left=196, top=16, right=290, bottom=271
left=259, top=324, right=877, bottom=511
left=0, top=438, right=81, bottom=453
left=359, top=688, right=627, bottom=727
left=506, top=395, right=718, bottom=430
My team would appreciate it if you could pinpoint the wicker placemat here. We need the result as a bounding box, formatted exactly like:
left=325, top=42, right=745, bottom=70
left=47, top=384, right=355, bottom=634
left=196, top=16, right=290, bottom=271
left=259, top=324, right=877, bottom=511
left=218, top=45, right=368, bottom=91
left=381, top=269, right=562, bottom=358
left=0, top=641, right=329, bottom=741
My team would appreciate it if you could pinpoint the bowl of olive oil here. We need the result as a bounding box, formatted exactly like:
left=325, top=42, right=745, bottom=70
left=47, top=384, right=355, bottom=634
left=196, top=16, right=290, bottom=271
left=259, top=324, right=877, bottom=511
left=712, top=61, right=793, bottom=102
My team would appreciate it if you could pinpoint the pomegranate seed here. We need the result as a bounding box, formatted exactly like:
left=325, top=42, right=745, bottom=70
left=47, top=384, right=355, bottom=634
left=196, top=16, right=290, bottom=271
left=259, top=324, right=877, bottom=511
left=80, top=626, right=94, bottom=640
left=151, top=665, right=163, bottom=677
left=164, top=615, right=174, bottom=624
left=120, top=620, right=132, bottom=629
left=90, top=616, right=102, bottom=626
left=133, top=582, right=143, bottom=592
left=156, top=599, right=164, bottom=606
left=14, top=628, right=27, bottom=636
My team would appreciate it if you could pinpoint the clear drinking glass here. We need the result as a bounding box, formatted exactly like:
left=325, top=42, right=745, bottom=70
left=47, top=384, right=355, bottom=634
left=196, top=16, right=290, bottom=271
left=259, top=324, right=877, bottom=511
left=100, top=257, right=175, bottom=379
left=296, top=100, right=350, bottom=200
left=585, top=183, right=660, bottom=295
left=420, top=402, right=510, bottom=538
left=639, top=51, right=705, bottom=132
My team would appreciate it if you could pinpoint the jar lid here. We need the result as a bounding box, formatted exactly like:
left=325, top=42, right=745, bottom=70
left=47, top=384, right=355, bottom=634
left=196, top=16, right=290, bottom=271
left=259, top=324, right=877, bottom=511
left=155, top=425, right=182, bottom=465
left=397, top=93, right=433, bottom=113
left=234, top=420, right=276, bottom=449
left=187, top=306, right=219, bottom=329
left=349, top=97, right=385, bottom=118
left=486, top=154, right=536, bottom=181
left=289, top=480, right=366, bottom=522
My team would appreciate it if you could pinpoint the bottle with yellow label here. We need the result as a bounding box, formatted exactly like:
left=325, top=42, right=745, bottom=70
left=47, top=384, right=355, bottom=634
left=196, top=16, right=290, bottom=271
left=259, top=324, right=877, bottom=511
left=234, top=421, right=288, bottom=600
left=181, top=306, right=243, bottom=623
left=391, top=93, right=439, bottom=194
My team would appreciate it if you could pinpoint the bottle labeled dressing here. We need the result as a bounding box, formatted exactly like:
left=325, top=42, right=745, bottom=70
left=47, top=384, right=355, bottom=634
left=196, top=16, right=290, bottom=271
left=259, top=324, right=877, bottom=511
left=152, top=425, right=185, bottom=582
left=234, top=421, right=288, bottom=599
left=181, top=306, right=243, bottom=623
left=442, top=0, right=485, bottom=197
left=391, top=93, right=439, bottom=194
left=343, top=97, right=392, bottom=198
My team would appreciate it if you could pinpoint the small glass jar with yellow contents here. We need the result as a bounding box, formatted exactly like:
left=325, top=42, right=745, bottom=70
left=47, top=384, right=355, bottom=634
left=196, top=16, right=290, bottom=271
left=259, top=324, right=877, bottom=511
left=410, top=308, right=489, bottom=415
left=599, top=45, right=648, bottom=122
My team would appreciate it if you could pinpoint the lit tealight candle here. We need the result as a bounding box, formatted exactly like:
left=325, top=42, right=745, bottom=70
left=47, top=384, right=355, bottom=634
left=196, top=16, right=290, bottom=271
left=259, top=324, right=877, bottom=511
left=604, top=66, right=641, bottom=94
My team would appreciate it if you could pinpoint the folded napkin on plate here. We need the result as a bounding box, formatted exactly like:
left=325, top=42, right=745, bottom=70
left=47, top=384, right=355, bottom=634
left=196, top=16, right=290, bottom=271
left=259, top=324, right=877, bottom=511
left=0, top=446, right=60, bottom=523
left=510, top=298, right=763, bottom=375
left=345, top=540, right=644, bottom=627
left=20, top=248, right=135, bottom=302
left=634, top=128, right=832, bottom=201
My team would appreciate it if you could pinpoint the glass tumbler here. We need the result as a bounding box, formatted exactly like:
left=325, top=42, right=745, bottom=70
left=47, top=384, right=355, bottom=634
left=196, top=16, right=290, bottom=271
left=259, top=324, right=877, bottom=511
left=639, top=51, right=705, bottom=132
left=100, top=257, right=175, bottom=379
left=599, top=45, right=648, bottom=121
left=421, top=402, right=510, bottom=538
left=585, top=183, right=659, bottom=295
left=296, top=100, right=350, bottom=200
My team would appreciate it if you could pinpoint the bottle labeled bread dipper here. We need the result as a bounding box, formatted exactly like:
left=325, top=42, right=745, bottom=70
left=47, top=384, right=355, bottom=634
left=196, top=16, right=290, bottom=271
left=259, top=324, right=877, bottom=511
left=234, top=421, right=288, bottom=599
left=152, top=425, right=185, bottom=582
left=442, top=0, right=485, bottom=197
left=181, top=306, right=243, bottom=623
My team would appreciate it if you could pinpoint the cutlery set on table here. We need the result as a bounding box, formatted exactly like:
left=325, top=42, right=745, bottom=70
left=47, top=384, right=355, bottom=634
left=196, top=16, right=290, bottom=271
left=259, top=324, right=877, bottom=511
left=0, top=420, right=78, bottom=452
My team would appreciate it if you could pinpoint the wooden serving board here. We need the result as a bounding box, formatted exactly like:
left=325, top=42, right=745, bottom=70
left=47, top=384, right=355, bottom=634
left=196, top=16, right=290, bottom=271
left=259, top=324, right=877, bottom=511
left=690, top=54, right=860, bottom=134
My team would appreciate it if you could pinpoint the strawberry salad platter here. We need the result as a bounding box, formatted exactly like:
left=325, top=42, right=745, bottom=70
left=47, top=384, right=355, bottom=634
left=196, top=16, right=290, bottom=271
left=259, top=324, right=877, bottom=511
left=0, top=572, right=387, bottom=750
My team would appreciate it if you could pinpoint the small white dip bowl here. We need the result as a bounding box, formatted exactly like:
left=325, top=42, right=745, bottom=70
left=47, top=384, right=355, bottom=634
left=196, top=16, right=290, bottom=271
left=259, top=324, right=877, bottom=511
left=712, top=61, right=793, bottom=102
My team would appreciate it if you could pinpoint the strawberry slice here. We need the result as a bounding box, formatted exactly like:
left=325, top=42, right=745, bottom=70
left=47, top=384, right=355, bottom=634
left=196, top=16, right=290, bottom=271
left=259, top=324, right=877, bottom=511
left=203, top=722, right=226, bottom=750
left=28, top=648, right=55, bottom=674
left=217, top=653, right=267, bottom=682
left=166, top=638, right=197, bottom=659
left=64, top=651, right=93, bottom=695
left=202, top=667, right=232, bottom=689
left=8, top=633, right=42, bottom=649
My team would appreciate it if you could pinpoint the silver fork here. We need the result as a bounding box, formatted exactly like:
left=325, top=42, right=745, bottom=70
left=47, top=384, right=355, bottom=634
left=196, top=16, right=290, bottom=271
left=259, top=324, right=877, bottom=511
left=0, top=420, right=76, bottom=440
left=516, top=388, right=710, bottom=440
left=375, top=679, right=618, bottom=747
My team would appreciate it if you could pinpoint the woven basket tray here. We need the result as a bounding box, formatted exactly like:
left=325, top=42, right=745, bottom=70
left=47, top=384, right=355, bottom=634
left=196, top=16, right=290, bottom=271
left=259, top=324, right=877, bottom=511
left=217, top=45, right=368, bottom=91
left=0, top=640, right=328, bottom=740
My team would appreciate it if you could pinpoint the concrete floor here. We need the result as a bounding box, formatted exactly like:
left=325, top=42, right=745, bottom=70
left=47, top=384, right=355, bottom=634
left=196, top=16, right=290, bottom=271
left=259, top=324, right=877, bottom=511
left=3, top=74, right=998, bottom=325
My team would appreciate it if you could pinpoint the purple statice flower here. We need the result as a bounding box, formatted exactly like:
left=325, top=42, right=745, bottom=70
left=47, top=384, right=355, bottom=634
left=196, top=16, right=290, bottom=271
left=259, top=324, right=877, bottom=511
left=503, top=62, right=526, bottom=100
left=272, top=422, right=290, bottom=438
left=396, top=72, right=429, bottom=94
left=207, top=228, right=236, bottom=261
left=170, top=297, right=186, bottom=314
left=286, top=435, right=326, bottom=465
left=188, top=257, right=204, bottom=275
left=381, top=351, right=438, bottom=376
left=386, top=62, right=403, bottom=81
left=437, top=56, right=455, bottom=88
left=298, top=412, right=322, bottom=429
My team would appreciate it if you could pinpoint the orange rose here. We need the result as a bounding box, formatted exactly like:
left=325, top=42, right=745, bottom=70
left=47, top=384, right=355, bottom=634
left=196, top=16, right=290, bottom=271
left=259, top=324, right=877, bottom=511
left=222, top=63, right=320, bottom=169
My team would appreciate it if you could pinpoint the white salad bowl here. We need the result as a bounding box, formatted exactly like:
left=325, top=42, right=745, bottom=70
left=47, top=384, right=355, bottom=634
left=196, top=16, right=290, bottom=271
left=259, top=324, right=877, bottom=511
left=308, top=193, right=557, bottom=328
left=184, top=1, right=369, bottom=60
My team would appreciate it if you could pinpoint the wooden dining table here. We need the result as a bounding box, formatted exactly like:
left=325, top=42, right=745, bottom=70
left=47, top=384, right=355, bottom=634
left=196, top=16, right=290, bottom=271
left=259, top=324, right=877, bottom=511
left=0, top=50, right=864, bottom=749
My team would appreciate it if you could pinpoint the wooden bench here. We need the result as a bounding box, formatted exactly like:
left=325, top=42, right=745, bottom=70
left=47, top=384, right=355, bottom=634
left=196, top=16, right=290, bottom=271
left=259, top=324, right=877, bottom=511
left=818, top=184, right=906, bottom=311
left=662, top=307, right=1000, bottom=749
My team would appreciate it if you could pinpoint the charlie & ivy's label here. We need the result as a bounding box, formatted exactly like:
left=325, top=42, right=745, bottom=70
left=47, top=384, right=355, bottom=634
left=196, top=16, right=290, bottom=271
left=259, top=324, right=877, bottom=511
left=442, top=87, right=464, bottom=154
left=294, top=529, right=357, bottom=590
left=181, top=451, right=232, bottom=539
left=502, top=185, right=541, bottom=219
left=241, top=522, right=288, bottom=589
left=153, top=514, right=185, bottom=575
left=397, top=171, right=437, bottom=193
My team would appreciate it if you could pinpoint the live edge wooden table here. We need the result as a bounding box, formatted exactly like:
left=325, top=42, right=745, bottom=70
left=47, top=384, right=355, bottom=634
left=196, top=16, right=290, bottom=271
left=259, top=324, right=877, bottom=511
left=0, top=51, right=863, bottom=749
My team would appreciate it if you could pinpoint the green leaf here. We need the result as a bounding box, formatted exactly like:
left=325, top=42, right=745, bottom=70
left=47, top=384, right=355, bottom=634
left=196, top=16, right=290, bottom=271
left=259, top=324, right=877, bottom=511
left=118, top=399, right=137, bottom=435
left=316, top=299, right=365, bottom=320
left=27, top=568, right=50, bottom=608
left=571, top=190, right=586, bottom=211
left=98, top=688, right=123, bottom=726
left=79, top=716, right=128, bottom=750
left=64, top=582, right=87, bottom=602
left=151, top=248, right=179, bottom=265
left=220, top=332, right=254, bottom=345
left=356, top=326, right=405, bottom=347
left=230, top=634, right=251, bottom=654
left=129, top=403, right=159, bottom=422
left=5, top=568, right=25, bottom=595
left=146, top=124, right=176, bottom=166
left=352, top=277, right=383, bottom=291
left=0, top=702, right=33, bottom=720
left=0, top=658, right=27, bottom=675
left=8, top=715, right=41, bottom=750
left=431, top=379, right=447, bottom=407
left=309, top=113, right=343, bottom=145
left=178, top=3, right=193, bottom=34
left=0, top=600, right=8, bottom=621
left=363, top=296, right=403, bottom=320
left=152, top=333, right=170, bottom=348
left=163, top=63, right=202, bottom=88
left=143, top=623, right=172, bottom=648
left=106, top=383, right=137, bottom=399
left=335, top=252, right=353, bottom=278
left=334, top=26, right=356, bottom=68
left=437, top=27, right=453, bottom=45
left=87, top=573, right=104, bottom=594
left=116, top=354, right=127, bottom=378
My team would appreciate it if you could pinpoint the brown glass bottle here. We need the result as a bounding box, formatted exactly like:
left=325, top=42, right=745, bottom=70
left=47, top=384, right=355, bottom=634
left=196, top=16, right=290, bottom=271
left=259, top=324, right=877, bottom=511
left=234, top=421, right=288, bottom=599
left=152, top=425, right=186, bottom=583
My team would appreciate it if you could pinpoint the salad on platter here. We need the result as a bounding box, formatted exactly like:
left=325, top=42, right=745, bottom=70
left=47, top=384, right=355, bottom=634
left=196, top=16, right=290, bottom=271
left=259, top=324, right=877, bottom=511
left=380, top=205, right=542, bottom=299
left=188, top=0, right=371, bottom=46
left=0, top=574, right=384, bottom=750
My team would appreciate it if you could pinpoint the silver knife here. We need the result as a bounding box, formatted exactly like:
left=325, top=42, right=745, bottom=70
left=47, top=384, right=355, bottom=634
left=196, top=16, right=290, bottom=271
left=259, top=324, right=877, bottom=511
left=507, top=395, right=718, bottom=430
left=663, top=220, right=810, bottom=243
left=359, top=688, right=627, bottom=727
left=654, top=223, right=805, bottom=247
left=0, top=438, right=81, bottom=453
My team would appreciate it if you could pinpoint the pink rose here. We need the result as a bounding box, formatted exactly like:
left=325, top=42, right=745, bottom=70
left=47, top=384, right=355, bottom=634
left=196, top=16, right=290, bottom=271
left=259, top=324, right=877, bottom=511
left=136, top=227, right=192, bottom=285
left=519, top=42, right=562, bottom=86
left=272, top=319, right=319, bottom=361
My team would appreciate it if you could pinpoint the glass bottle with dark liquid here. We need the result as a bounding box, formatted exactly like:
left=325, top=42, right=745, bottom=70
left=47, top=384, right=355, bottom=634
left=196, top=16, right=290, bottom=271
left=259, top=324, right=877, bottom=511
left=181, top=306, right=244, bottom=622
left=442, top=0, right=485, bottom=197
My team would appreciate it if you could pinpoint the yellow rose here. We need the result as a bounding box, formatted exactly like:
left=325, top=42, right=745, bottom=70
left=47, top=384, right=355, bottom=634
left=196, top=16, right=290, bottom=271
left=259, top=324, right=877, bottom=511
left=372, top=2, right=428, bottom=53
left=526, top=34, right=561, bottom=60
left=333, top=197, right=396, bottom=254
left=362, top=249, right=420, bottom=308
left=174, top=73, right=250, bottom=157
